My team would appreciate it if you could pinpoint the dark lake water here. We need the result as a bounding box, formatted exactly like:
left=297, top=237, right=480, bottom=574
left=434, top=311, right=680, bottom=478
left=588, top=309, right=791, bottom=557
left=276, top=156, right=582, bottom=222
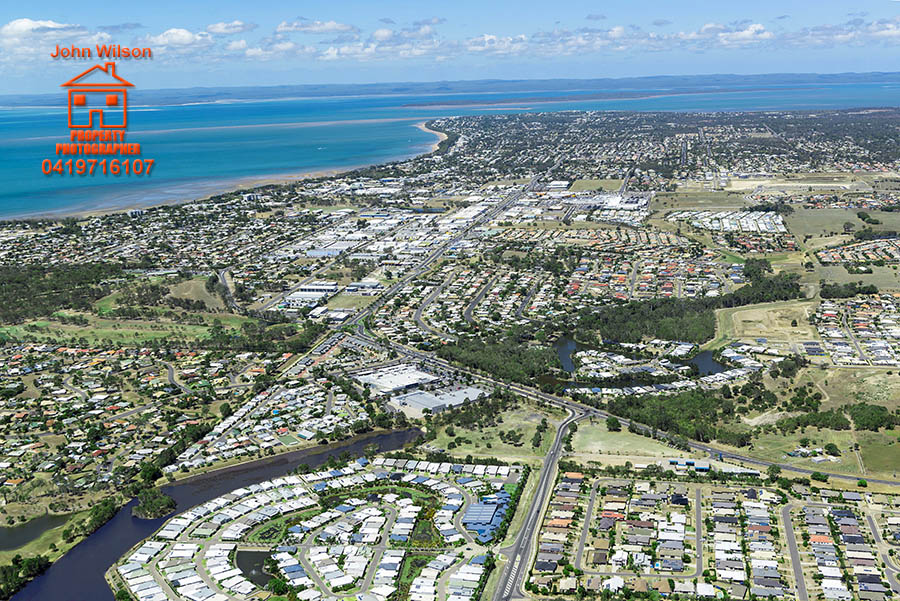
left=0, top=513, right=71, bottom=552
left=554, top=337, right=580, bottom=373
left=11, top=428, right=421, bottom=601
left=235, top=550, right=273, bottom=588
left=688, top=350, right=727, bottom=376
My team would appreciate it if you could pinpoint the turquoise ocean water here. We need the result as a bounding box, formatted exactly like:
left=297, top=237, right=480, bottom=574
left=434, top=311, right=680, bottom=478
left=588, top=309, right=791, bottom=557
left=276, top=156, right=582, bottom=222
left=1, top=81, right=900, bottom=219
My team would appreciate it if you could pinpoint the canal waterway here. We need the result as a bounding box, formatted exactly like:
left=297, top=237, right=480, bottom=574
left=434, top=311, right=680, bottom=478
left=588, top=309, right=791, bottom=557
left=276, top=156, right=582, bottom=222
left=11, top=428, right=421, bottom=601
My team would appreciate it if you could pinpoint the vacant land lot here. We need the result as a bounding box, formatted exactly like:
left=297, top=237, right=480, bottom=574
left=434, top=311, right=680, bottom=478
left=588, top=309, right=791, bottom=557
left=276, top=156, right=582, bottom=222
left=652, top=191, right=748, bottom=211
left=816, top=265, right=900, bottom=289
left=798, top=367, right=900, bottom=412
left=724, top=300, right=818, bottom=340
left=571, top=419, right=695, bottom=458
left=706, top=299, right=819, bottom=350
left=0, top=311, right=248, bottom=345
left=167, top=276, right=225, bottom=311
left=569, top=179, right=623, bottom=192
left=430, top=403, right=564, bottom=462
left=327, top=294, right=375, bottom=310
left=788, top=207, right=900, bottom=239
left=739, top=429, right=864, bottom=476
left=745, top=426, right=899, bottom=481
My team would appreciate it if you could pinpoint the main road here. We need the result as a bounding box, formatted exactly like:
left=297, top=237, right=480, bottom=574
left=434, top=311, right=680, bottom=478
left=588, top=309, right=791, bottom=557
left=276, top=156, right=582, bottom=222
left=307, top=166, right=900, bottom=601
left=349, top=166, right=551, bottom=331
left=492, top=405, right=583, bottom=601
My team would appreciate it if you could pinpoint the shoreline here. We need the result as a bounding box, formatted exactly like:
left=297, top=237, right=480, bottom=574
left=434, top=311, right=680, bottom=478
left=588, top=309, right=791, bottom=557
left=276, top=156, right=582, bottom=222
left=415, top=120, right=448, bottom=152
left=158, top=426, right=421, bottom=488
left=3, top=121, right=447, bottom=223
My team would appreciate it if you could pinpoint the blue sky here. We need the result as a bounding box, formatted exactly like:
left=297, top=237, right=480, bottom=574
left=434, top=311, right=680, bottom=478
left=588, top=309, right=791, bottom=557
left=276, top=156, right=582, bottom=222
left=4, top=0, right=900, bottom=93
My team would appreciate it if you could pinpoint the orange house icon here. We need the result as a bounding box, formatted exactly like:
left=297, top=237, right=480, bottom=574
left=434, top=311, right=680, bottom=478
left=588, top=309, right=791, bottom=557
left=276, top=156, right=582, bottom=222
left=61, top=62, right=134, bottom=129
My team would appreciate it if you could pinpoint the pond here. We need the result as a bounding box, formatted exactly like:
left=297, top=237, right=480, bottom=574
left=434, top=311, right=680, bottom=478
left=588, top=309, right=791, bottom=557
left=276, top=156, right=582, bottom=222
left=688, top=350, right=727, bottom=376
left=0, top=513, right=72, bottom=552
left=235, top=550, right=273, bottom=588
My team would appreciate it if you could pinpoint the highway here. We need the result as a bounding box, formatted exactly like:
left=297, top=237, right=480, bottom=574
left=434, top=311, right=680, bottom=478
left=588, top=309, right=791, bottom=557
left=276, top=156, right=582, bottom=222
left=348, top=328, right=900, bottom=488
left=493, top=405, right=583, bottom=601
left=216, top=268, right=242, bottom=313
left=377, top=337, right=900, bottom=487
left=350, top=177, right=540, bottom=330
left=309, top=165, right=900, bottom=599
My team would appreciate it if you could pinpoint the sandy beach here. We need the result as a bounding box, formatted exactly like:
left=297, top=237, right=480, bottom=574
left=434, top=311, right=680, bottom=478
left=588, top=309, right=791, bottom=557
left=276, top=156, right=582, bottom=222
left=415, top=121, right=448, bottom=152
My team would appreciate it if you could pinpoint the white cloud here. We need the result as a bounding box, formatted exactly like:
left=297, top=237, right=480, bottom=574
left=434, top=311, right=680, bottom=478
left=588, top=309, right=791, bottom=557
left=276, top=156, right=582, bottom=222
left=413, top=17, right=446, bottom=27
left=870, top=20, right=900, bottom=38
left=145, top=28, right=212, bottom=48
left=245, top=47, right=271, bottom=58
left=465, top=34, right=527, bottom=55
left=273, top=41, right=296, bottom=52
left=0, top=17, right=83, bottom=39
left=372, top=28, right=394, bottom=42
left=717, top=23, right=773, bottom=45
left=207, top=20, right=256, bottom=35
left=0, top=18, right=95, bottom=64
left=225, top=39, right=247, bottom=51
left=276, top=19, right=358, bottom=34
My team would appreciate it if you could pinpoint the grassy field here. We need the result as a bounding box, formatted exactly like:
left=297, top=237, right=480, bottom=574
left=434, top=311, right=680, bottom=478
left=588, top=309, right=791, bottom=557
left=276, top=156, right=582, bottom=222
left=736, top=428, right=896, bottom=478
left=571, top=419, right=695, bottom=458
left=569, top=179, right=623, bottom=192
left=0, top=316, right=216, bottom=345
left=788, top=207, right=900, bottom=239
left=481, top=557, right=504, bottom=601
left=704, top=299, right=819, bottom=350
left=430, top=403, right=565, bottom=463
left=652, top=191, right=748, bottom=211
left=0, top=509, right=92, bottom=565
left=796, top=367, right=900, bottom=412
left=167, top=277, right=225, bottom=311
left=327, top=294, right=375, bottom=310
left=857, top=430, right=900, bottom=476
left=0, top=303, right=255, bottom=345
left=816, top=265, right=900, bottom=289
